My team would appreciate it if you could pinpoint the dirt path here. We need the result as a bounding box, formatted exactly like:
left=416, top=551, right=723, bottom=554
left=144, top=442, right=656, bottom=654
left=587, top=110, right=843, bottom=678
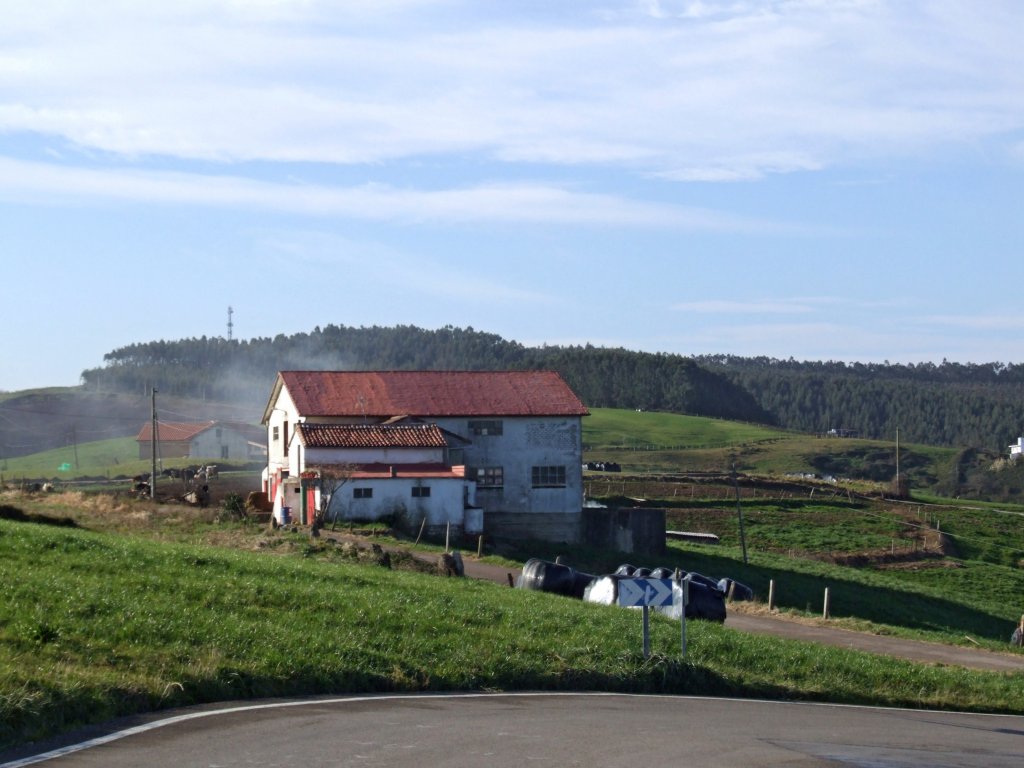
left=324, top=532, right=1024, bottom=673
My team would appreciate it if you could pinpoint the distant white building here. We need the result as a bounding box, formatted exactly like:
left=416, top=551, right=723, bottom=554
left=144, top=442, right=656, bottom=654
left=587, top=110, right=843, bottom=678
left=1009, top=437, right=1024, bottom=460
left=136, top=420, right=266, bottom=461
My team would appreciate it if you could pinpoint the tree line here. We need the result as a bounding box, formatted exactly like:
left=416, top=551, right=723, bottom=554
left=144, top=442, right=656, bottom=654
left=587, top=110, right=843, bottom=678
left=79, top=325, right=1024, bottom=450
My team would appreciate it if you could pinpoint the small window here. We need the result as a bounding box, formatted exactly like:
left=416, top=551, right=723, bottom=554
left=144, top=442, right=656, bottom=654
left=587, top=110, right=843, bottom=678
left=272, top=426, right=280, bottom=441
left=476, top=466, right=504, bottom=489
left=469, top=419, right=503, bottom=436
left=353, top=488, right=373, bottom=499
left=216, top=428, right=222, bottom=439
left=532, top=465, right=566, bottom=488
left=221, top=446, right=229, bottom=459
left=412, top=486, right=431, bottom=498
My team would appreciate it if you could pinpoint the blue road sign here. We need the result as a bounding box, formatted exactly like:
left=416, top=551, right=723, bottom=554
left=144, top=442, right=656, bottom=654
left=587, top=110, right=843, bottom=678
left=618, top=577, right=674, bottom=608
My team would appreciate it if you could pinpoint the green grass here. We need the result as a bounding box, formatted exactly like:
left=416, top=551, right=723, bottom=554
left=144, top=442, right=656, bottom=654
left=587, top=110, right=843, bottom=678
left=1, top=517, right=1021, bottom=751
left=0, top=437, right=139, bottom=480
left=583, top=408, right=958, bottom=492
left=585, top=408, right=791, bottom=451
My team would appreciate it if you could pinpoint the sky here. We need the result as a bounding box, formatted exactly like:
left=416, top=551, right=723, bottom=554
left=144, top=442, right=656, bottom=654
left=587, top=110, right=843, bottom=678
left=2, top=0, right=1024, bottom=392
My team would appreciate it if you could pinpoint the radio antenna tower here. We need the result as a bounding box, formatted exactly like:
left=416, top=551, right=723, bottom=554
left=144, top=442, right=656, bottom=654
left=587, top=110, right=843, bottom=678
left=227, top=306, right=234, bottom=341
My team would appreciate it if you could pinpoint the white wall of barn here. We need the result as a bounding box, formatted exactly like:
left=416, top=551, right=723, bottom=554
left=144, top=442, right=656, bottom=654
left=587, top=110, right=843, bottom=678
left=190, top=426, right=251, bottom=460
left=302, top=445, right=446, bottom=467
left=326, top=476, right=473, bottom=530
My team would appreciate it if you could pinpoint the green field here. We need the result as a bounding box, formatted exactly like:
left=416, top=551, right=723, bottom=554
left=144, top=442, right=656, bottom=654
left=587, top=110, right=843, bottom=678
left=3, top=407, right=1024, bottom=749
left=583, top=408, right=956, bottom=488
left=2, top=513, right=1022, bottom=751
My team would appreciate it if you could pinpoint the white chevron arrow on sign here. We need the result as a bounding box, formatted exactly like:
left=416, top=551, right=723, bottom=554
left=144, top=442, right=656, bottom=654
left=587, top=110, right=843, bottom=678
left=618, top=578, right=674, bottom=607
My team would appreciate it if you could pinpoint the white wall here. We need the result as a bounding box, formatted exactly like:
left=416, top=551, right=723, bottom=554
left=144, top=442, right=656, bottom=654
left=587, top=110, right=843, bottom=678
left=327, top=476, right=470, bottom=528
left=190, top=426, right=251, bottom=460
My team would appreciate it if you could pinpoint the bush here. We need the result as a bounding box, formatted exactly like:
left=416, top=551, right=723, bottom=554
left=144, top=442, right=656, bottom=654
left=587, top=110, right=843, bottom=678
left=218, top=493, right=246, bottom=521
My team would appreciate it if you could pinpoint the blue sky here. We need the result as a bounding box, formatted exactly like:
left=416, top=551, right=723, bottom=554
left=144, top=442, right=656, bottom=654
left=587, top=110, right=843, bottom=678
left=2, top=0, right=1023, bottom=392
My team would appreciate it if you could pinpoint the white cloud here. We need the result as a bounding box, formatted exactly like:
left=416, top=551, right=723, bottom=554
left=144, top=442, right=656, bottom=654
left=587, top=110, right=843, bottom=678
left=0, top=156, right=781, bottom=230
left=0, top=1, right=1021, bottom=180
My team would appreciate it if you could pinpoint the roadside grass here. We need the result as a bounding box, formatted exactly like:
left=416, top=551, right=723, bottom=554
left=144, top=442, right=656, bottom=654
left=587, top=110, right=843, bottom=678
left=1, top=518, right=1022, bottom=751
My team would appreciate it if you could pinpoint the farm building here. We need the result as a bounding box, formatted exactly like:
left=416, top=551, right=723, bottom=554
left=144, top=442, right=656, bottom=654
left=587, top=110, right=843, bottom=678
left=136, top=420, right=266, bottom=461
left=261, top=370, right=589, bottom=542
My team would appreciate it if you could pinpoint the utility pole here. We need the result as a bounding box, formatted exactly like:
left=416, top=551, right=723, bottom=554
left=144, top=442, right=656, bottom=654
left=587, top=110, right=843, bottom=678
left=70, top=424, right=79, bottom=470
left=732, top=460, right=748, bottom=564
left=227, top=306, right=234, bottom=341
left=151, top=388, right=158, bottom=500
left=895, top=427, right=900, bottom=497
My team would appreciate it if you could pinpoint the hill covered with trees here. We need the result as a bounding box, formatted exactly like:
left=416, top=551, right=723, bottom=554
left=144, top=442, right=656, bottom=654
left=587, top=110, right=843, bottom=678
left=64, top=324, right=1024, bottom=453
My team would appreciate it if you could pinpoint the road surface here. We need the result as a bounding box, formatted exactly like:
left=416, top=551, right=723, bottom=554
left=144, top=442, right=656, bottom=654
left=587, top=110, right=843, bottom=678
left=3, top=693, right=1022, bottom=767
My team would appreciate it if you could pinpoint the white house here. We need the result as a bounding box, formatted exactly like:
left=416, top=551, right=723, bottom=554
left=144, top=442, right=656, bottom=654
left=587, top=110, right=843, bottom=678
left=1010, top=437, right=1024, bottom=460
left=136, top=420, right=266, bottom=461
left=261, top=370, right=589, bottom=541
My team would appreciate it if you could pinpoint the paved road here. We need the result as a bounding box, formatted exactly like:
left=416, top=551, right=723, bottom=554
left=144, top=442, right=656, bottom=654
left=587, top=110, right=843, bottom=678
left=4, top=693, right=1023, bottom=767
left=725, top=614, right=1024, bottom=672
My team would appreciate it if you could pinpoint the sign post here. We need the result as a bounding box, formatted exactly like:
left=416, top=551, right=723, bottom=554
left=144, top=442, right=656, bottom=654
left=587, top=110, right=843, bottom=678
left=618, top=578, right=674, bottom=659
left=679, top=572, right=692, bottom=658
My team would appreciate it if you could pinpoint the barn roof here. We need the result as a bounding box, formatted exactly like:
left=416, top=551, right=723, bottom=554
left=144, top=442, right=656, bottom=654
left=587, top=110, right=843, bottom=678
left=136, top=421, right=217, bottom=442
left=264, top=370, right=589, bottom=421
left=295, top=423, right=448, bottom=449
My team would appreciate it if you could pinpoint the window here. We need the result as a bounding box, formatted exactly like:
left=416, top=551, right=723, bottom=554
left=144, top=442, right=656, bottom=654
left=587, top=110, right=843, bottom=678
left=412, top=486, right=431, bottom=498
left=221, top=446, right=229, bottom=459
left=532, top=465, right=566, bottom=488
left=216, top=428, right=222, bottom=439
left=469, top=419, right=503, bottom=436
left=475, top=466, right=504, bottom=489
left=353, top=488, right=373, bottom=499
left=272, top=426, right=280, bottom=441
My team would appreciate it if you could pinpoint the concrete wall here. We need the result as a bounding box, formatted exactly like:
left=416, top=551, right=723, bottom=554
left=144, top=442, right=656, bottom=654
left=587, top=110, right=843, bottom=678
left=434, top=415, right=584, bottom=516
left=484, top=511, right=581, bottom=544
left=580, top=508, right=666, bottom=556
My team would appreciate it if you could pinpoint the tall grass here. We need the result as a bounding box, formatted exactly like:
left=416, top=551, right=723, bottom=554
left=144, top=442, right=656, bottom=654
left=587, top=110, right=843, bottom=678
left=2, top=519, right=1022, bottom=750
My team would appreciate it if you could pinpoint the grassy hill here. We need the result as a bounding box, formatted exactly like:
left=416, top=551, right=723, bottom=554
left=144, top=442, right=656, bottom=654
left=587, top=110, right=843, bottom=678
left=1, top=509, right=1022, bottom=751
left=3, top=404, right=1024, bottom=750
left=582, top=408, right=992, bottom=499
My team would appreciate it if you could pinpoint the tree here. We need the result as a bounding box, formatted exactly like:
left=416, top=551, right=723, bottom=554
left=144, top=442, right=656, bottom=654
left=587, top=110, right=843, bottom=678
left=308, top=463, right=358, bottom=535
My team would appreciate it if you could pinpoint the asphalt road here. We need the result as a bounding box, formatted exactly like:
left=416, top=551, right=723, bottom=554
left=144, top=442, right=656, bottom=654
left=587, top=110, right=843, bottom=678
left=4, top=693, right=1023, bottom=768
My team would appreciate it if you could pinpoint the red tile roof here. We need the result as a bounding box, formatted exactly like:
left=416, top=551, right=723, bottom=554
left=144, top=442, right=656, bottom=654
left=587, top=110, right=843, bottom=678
left=296, top=423, right=448, bottom=449
left=275, top=371, right=589, bottom=418
left=136, top=421, right=216, bottom=442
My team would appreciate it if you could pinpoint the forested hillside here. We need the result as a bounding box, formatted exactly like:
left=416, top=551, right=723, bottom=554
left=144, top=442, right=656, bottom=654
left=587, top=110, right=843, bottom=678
left=69, top=325, right=1024, bottom=452
left=78, top=326, right=772, bottom=424
left=698, top=356, right=1024, bottom=451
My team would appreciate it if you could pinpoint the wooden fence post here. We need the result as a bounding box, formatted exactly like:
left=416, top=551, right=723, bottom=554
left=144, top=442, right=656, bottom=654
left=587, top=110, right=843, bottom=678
left=823, top=587, right=831, bottom=619
left=768, top=579, right=776, bottom=611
